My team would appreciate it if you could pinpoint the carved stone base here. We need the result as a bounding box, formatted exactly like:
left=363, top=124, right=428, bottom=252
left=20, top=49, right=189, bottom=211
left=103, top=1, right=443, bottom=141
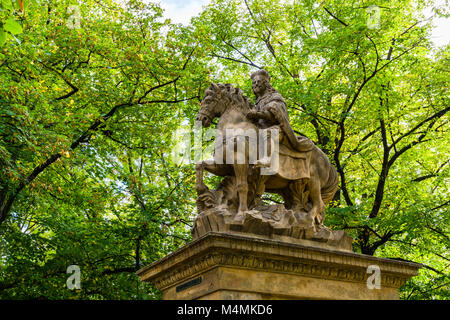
left=192, top=205, right=353, bottom=252
left=136, top=232, right=421, bottom=300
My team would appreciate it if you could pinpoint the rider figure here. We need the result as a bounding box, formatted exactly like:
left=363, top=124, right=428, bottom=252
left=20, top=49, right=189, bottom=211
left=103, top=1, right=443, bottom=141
left=247, top=69, right=314, bottom=159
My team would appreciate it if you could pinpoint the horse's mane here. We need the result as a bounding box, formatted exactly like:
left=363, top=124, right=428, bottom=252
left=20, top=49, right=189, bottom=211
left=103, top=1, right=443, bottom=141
left=206, top=83, right=252, bottom=112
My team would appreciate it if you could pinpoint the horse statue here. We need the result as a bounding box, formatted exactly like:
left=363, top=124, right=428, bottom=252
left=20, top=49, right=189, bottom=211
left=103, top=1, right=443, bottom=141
left=195, top=83, right=339, bottom=231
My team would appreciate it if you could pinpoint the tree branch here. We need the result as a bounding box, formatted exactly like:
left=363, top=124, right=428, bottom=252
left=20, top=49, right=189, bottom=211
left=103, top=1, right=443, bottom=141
left=323, top=7, right=348, bottom=27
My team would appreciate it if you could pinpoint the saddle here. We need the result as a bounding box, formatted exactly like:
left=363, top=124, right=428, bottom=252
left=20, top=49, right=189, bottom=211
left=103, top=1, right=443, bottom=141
left=264, top=130, right=311, bottom=180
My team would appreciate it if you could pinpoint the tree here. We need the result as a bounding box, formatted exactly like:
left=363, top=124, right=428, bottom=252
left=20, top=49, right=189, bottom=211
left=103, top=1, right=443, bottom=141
left=0, top=0, right=210, bottom=299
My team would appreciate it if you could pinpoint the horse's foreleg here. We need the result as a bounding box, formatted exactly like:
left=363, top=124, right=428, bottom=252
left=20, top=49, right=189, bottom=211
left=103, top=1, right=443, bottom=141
left=253, top=175, right=268, bottom=207
left=308, top=168, right=326, bottom=230
left=233, top=163, right=249, bottom=221
left=195, top=162, right=207, bottom=194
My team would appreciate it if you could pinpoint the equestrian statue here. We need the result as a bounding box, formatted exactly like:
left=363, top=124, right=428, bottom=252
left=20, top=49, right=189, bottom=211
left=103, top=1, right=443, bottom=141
left=193, top=69, right=351, bottom=250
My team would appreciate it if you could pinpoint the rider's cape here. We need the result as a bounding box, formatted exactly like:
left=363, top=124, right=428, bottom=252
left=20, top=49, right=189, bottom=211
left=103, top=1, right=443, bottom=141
left=256, top=91, right=311, bottom=180
left=261, top=129, right=311, bottom=180
left=279, top=138, right=311, bottom=180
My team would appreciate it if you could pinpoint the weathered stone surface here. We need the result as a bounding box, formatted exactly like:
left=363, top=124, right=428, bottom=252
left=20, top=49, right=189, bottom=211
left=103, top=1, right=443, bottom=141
left=192, top=204, right=353, bottom=252
left=136, top=232, right=422, bottom=300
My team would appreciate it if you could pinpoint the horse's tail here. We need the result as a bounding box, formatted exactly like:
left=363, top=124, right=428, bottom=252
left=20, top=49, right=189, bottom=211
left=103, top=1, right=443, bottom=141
left=321, top=165, right=339, bottom=205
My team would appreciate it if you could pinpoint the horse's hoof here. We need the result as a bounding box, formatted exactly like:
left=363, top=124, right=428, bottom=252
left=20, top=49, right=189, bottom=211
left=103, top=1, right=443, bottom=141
left=233, top=212, right=246, bottom=223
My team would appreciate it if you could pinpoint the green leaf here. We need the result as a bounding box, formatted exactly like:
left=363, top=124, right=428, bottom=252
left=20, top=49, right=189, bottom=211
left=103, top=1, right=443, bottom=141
left=0, top=28, right=6, bottom=46
left=2, top=0, right=14, bottom=10
left=3, top=18, right=22, bottom=35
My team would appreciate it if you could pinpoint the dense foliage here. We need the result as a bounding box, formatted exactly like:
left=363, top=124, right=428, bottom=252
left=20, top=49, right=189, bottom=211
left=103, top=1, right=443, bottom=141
left=0, top=0, right=448, bottom=299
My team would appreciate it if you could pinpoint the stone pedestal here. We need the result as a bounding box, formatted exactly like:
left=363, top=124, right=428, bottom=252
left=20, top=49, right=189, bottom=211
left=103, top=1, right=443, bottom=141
left=136, top=232, right=421, bottom=300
